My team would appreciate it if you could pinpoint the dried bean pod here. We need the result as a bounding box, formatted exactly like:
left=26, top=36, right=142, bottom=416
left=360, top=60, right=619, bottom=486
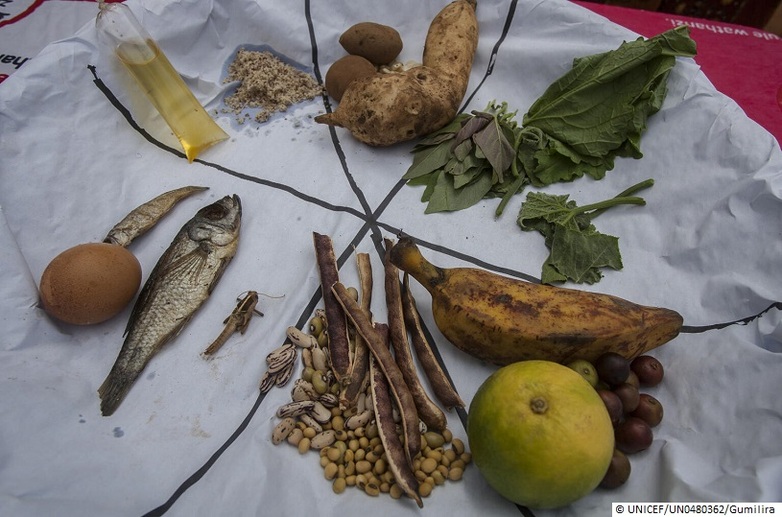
left=400, top=272, right=466, bottom=409
left=384, top=239, right=448, bottom=431
left=313, top=232, right=351, bottom=382
left=341, top=252, right=373, bottom=407
left=332, top=283, right=421, bottom=464
left=369, top=348, right=422, bottom=507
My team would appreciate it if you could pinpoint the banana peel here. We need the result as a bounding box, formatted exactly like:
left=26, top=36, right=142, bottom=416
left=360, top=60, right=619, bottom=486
left=389, top=238, right=683, bottom=365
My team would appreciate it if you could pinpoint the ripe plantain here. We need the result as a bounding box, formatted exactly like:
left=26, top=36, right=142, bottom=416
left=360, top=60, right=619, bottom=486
left=389, top=238, right=683, bottom=365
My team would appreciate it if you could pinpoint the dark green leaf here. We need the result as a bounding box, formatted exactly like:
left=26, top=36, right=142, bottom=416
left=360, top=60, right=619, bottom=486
left=404, top=145, right=453, bottom=180
left=517, top=184, right=648, bottom=284
left=453, top=114, right=491, bottom=147
left=517, top=192, right=581, bottom=231
left=521, top=27, right=696, bottom=182
left=453, top=138, right=473, bottom=162
left=415, top=114, right=469, bottom=147
left=425, top=169, right=495, bottom=213
left=453, top=165, right=486, bottom=189
left=543, top=226, right=623, bottom=284
left=420, top=170, right=441, bottom=203
left=473, top=119, right=515, bottom=184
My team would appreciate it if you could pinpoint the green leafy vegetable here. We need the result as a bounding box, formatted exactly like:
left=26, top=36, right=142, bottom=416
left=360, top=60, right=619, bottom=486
left=517, top=179, right=654, bottom=284
left=521, top=25, right=696, bottom=185
left=402, top=27, right=695, bottom=285
left=403, top=26, right=696, bottom=217
left=403, top=103, right=526, bottom=214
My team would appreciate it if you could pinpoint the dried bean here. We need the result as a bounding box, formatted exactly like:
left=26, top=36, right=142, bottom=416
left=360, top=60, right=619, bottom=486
left=364, top=482, right=380, bottom=497
left=272, top=417, right=297, bottom=445
left=420, top=457, right=438, bottom=474
left=309, top=316, right=324, bottom=336
left=299, top=414, right=323, bottom=433
left=424, top=431, right=445, bottom=449
left=448, top=467, right=464, bottom=481
left=311, top=430, right=337, bottom=449
left=332, top=477, right=347, bottom=494
left=286, top=428, right=304, bottom=446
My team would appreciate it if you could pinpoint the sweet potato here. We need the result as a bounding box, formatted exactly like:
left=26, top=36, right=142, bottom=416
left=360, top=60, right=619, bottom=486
left=315, top=0, right=478, bottom=147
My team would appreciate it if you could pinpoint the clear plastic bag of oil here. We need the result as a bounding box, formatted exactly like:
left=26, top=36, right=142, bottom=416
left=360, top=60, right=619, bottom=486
left=95, top=1, right=228, bottom=162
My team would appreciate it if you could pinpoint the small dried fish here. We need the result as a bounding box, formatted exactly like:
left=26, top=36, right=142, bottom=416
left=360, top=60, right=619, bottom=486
left=98, top=195, right=242, bottom=416
left=104, top=185, right=208, bottom=247
left=202, top=291, right=262, bottom=357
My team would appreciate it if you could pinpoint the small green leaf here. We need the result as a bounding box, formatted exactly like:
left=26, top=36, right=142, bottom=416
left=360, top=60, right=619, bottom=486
left=453, top=165, right=485, bottom=189
left=473, top=119, right=515, bottom=184
left=425, top=169, right=494, bottom=213
left=453, top=138, right=473, bottom=161
left=544, top=226, right=623, bottom=284
left=453, top=114, right=491, bottom=147
left=404, top=145, right=453, bottom=180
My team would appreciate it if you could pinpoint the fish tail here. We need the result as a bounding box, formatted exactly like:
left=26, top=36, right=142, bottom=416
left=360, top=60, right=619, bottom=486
left=98, top=365, right=142, bottom=417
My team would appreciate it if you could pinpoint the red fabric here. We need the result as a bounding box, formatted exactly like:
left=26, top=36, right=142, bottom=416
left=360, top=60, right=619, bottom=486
left=575, top=1, right=782, bottom=143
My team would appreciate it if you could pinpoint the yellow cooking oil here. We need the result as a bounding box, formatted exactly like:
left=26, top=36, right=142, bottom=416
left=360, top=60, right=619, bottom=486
left=117, top=39, right=228, bottom=162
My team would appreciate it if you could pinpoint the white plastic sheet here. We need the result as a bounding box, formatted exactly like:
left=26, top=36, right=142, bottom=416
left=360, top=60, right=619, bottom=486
left=0, top=0, right=780, bottom=515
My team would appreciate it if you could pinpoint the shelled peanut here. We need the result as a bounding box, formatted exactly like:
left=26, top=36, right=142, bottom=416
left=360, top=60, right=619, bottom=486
left=271, top=308, right=471, bottom=503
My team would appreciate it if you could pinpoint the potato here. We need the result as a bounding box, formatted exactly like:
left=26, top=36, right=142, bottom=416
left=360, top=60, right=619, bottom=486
left=339, top=22, right=403, bottom=66
left=315, top=0, right=478, bottom=147
left=325, top=55, right=377, bottom=102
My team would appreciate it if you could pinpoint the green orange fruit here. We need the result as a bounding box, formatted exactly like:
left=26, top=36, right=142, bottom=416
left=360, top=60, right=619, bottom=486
left=467, top=360, right=614, bottom=509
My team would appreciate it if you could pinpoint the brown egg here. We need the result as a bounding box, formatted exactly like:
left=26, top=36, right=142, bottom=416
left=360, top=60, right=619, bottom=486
left=39, top=242, right=142, bottom=325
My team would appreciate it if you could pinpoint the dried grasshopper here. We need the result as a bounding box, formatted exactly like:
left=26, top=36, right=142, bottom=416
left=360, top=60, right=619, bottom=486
left=203, top=291, right=263, bottom=357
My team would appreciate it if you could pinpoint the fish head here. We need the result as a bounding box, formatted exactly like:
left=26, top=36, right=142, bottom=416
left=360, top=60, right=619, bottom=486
left=188, top=194, right=242, bottom=245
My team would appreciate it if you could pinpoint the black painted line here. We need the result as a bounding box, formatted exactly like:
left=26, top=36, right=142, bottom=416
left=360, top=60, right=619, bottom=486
left=681, top=301, right=782, bottom=334
left=461, top=0, right=519, bottom=111
left=141, top=389, right=267, bottom=517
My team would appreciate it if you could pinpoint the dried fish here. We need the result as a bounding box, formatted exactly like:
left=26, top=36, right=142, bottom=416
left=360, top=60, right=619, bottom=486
left=104, top=185, right=208, bottom=247
left=98, top=195, right=242, bottom=416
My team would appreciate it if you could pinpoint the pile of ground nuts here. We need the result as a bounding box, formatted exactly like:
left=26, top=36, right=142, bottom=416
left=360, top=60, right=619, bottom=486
left=271, top=308, right=471, bottom=504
